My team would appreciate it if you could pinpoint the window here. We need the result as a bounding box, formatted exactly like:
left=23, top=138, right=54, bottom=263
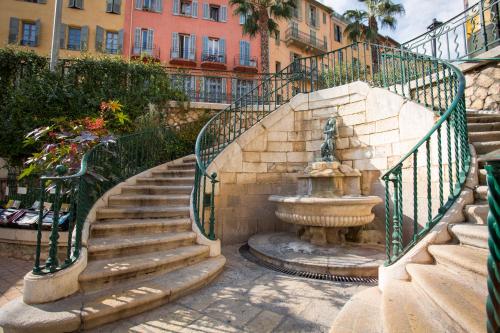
left=180, top=0, right=191, bottom=15
left=275, top=30, right=280, bottom=45
left=292, top=0, right=300, bottom=19
left=171, top=75, right=195, bottom=98
left=275, top=61, right=281, bottom=72
left=310, top=29, right=316, bottom=45
left=203, top=3, right=227, bottom=22
left=106, top=0, right=121, bottom=14
left=205, top=77, right=224, bottom=102
left=172, top=32, right=195, bottom=60
left=210, top=5, right=219, bottom=21
left=21, top=22, right=37, bottom=46
left=239, top=13, right=247, bottom=25
left=234, top=79, right=254, bottom=99
left=67, top=27, right=81, bottom=50
left=134, top=28, right=153, bottom=54
left=135, top=0, right=162, bottom=12
left=334, top=25, right=342, bottom=42
left=23, top=0, right=44, bottom=3
left=68, top=0, right=83, bottom=9
left=323, top=12, right=326, bottom=24
left=309, top=5, right=317, bottom=27
left=239, top=40, right=252, bottom=66
left=323, top=35, right=327, bottom=48
left=106, top=31, right=119, bottom=54
left=179, top=34, right=191, bottom=59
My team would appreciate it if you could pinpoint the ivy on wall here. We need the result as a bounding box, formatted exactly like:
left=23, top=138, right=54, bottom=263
left=0, top=48, right=187, bottom=165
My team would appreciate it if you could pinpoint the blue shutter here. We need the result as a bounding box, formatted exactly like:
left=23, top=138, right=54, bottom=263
left=80, top=25, right=88, bottom=50
left=199, top=77, right=205, bottom=100
left=221, top=78, right=227, bottom=102
left=8, top=17, right=19, bottom=44
left=135, top=0, right=141, bottom=9
left=134, top=27, right=141, bottom=51
left=173, top=0, right=179, bottom=14
left=239, top=40, right=244, bottom=65
left=239, top=13, right=246, bottom=25
left=192, top=0, right=198, bottom=17
left=221, top=6, right=227, bottom=22
left=118, top=29, right=124, bottom=54
left=202, top=36, right=208, bottom=58
left=220, top=38, right=225, bottom=62
left=171, top=32, right=179, bottom=58
left=202, top=3, right=209, bottom=19
left=155, top=0, right=162, bottom=12
left=95, top=25, right=104, bottom=52
left=34, top=19, right=41, bottom=46
left=146, top=29, right=154, bottom=50
left=189, top=34, right=196, bottom=60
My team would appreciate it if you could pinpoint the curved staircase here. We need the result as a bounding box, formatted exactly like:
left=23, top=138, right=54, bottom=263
left=0, top=156, right=225, bottom=333
left=331, top=111, right=497, bottom=333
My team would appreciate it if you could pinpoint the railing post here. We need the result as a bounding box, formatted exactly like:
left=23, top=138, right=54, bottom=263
left=208, top=172, right=218, bottom=240
left=485, top=157, right=500, bottom=333
left=45, top=165, right=67, bottom=272
left=33, top=180, right=46, bottom=274
left=479, top=0, right=489, bottom=51
left=390, top=168, right=403, bottom=259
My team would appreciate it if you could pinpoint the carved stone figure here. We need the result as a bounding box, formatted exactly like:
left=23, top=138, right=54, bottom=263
left=320, top=117, right=338, bottom=162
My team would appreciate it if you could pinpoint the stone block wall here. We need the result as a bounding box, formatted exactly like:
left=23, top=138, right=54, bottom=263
left=207, top=82, right=438, bottom=244
left=464, top=62, right=500, bottom=111
left=164, top=101, right=226, bottom=126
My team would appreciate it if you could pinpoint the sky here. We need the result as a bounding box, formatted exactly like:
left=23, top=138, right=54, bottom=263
left=322, top=0, right=465, bottom=43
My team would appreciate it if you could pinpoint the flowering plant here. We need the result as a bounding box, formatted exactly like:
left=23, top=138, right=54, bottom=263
left=20, top=100, right=130, bottom=179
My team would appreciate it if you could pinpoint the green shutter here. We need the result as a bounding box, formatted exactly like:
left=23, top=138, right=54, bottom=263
left=8, top=17, right=19, bottom=44
left=95, top=25, right=104, bottom=52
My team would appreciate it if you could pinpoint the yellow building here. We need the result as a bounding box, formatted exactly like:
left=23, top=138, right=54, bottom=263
left=1, top=0, right=125, bottom=58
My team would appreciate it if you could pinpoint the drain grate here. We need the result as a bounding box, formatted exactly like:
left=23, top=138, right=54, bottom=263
left=239, top=244, right=378, bottom=284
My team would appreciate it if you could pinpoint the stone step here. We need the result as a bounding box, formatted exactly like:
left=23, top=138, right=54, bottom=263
left=96, top=205, right=190, bottom=220
left=0, top=256, right=226, bottom=333
left=108, top=194, right=191, bottom=207
left=466, top=109, right=500, bottom=116
left=407, top=263, right=486, bottom=333
left=168, top=162, right=196, bottom=170
left=91, top=218, right=192, bottom=238
left=477, top=150, right=500, bottom=169
left=382, top=280, right=461, bottom=333
left=151, top=169, right=195, bottom=177
left=330, top=287, right=383, bottom=333
left=468, top=130, right=500, bottom=142
left=428, top=244, right=488, bottom=277
left=79, top=245, right=210, bottom=292
left=464, top=203, right=489, bottom=224
left=120, top=185, right=192, bottom=195
left=449, top=223, right=489, bottom=249
left=135, top=177, right=194, bottom=186
left=88, top=231, right=196, bottom=260
left=467, top=115, right=500, bottom=123
left=479, top=169, right=487, bottom=185
left=182, top=156, right=197, bottom=163
left=467, top=121, right=500, bottom=132
left=472, top=141, right=500, bottom=155
left=474, top=185, right=489, bottom=201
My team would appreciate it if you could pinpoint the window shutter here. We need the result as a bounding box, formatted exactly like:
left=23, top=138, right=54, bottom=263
left=113, top=0, right=121, bottom=13
left=192, top=1, right=198, bottom=17
left=34, top=19, right=41, bottom=46
left=118, top=29, right=124, bottom=53
left=221, top=6, right=227, bottom=22
left=147, top=29, right=154, bottom=50
left=155, top=0, right=162, bottom=13
left=81, top=25, right=88, bottom=50
left=231, top=78, right=237, bottom=101
left=199, top=77, right=205, bottom=99
left=95, top=25, right=104, bottom=52
left=134, top=27, right=141, bottom=51
left=173, top=0, right=179, bottom=14
left=220, top=38, right=225, bottom=61
left=59, top=24, right=67, bottom=49
left=106, top=0, right=113, bottom=12
left=297, top=0, right=302, bottom=20
left=315, top=8, right=319, bottom=27
left=69, top=0, right=76, bottom=7
left=202, top=36, right=208, bottom=55
left=78, top=0, right=84, bottom=9
left=38, top=0, right=47, bottom=3
left=135, top=0, right=142, bottom=10
left=239, top=13, right=245, bottom=25
left=221, top=78, right=227, bottom=102
left=239, top=40, right=244, bottom=64
left=8, top=17, right=19, bottom=44
left=189, top=34, right=196, bottom=60
left=171, top=32, right=179, bottom=58
left=202, top=3, right=209, bottom=19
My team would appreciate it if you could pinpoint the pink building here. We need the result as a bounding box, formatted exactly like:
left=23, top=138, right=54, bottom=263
left=124, top=0, right=261, bottom=103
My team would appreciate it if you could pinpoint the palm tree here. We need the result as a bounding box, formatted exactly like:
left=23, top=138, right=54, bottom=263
left=230, top=0, right=296, bottom=74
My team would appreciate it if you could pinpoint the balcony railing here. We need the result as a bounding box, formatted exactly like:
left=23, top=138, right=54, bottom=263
left=170, top=48, right=196, bottom=62
left=285, top=27, right=328, bottom=53
left=131, top=45, right=160, bottom=59
left=201, top=52, right=226, bottom=64
left=234, top=55, right=258, bottom=67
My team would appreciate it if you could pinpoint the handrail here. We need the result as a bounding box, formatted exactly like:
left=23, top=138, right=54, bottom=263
left=32, top=123, right=200, bottom=274
left=191, top=41, right=469, bottom=261
left=402, top=0, right=499, bottom=60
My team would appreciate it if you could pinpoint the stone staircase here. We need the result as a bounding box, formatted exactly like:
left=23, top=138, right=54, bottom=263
left=0, top=156, right=225, bottom=333
left=331, top=111, right=497, bottom=333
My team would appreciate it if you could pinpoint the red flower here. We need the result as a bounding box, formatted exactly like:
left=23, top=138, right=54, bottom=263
left=85, top=117, right=105, bottom=130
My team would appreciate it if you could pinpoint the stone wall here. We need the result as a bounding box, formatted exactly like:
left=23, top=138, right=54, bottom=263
left=207, top=82, right=438, bottom=244
left=464, top=61, right=500, bottom=111
left=164, top=101, right=227, bottom=126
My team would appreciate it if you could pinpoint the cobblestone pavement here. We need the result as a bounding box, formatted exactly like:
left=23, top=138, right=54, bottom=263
left=0, top=257, right=31, bottom=307
left=88, top=244, right=370, bottom=333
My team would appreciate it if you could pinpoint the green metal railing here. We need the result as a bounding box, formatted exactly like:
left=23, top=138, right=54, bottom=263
left=32, top=125, right=198, bottom=274
left=192, top=42, right=469, bottom=259
left=403, top=0, right=499, bottom=60
left=485, top=155, right=500, bottom=333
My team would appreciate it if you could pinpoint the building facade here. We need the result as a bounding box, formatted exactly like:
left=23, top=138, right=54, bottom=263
left=1, top=0, right=125, bottom=58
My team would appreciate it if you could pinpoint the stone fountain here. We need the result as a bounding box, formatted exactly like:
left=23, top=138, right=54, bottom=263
left=248, top=117, right=385, bottom=277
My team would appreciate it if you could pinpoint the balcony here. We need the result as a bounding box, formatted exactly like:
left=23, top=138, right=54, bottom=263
left=131, top=45, right=160, bottom=61
left=170, top=48, right=197, bottom=67
left=201, top=52, right=226, bottom=70
left=233, top=55, right=258, bottom=73
left=285, top=28, right=327, bottom=54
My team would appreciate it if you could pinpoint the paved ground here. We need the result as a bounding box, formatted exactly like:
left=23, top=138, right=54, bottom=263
left=0, top=257, right=31, bottom=307
left=88, top=244, right=370, bottom=333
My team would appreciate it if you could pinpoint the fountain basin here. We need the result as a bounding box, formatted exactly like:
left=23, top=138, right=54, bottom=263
left=269, top=195, right=382, bottom=228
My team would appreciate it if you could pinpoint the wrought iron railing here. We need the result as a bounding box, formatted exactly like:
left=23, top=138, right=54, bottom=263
left=131, top=45, right=161, bottom=59
left=285, top=27, right=328, bottom=53
left=201, top=52, right=226, bottom=64
left=32, top=124, right=199, bottom=274
left=485, top=154, right=499, bottom=333
left=403, top=0, right=500, bottom=60
left=191, top=42, right=468, bottom=253
left=234, top=55, right=258, bottom=68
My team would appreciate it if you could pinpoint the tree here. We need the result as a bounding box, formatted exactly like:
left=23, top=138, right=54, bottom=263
left=343, top=0, right=405, bottom=43
left=230, top=0, right=296, bottom=74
